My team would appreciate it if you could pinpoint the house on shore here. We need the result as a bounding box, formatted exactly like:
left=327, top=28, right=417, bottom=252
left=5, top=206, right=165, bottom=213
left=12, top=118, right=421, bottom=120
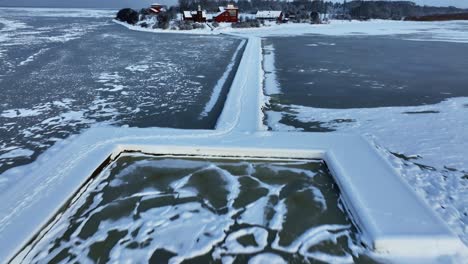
left=214, top=5, right=239, bottom=23
left=182, top=5, right=207, bottom=23
left=256, top=11, right=284, bottom=22
left=182, top=4, right=239, bottom=23
left=149, top=3, right=165, bottom=14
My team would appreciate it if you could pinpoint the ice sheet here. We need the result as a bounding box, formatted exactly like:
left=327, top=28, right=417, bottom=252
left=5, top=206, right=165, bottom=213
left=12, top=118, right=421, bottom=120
left=16, top=158, right=363, bottom=263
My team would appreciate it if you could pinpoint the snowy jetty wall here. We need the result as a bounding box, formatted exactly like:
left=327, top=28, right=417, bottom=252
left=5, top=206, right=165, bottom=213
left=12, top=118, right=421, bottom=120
left=0, top=34, right=466, bottom=263
left=215, top=36, right=265, bottom=132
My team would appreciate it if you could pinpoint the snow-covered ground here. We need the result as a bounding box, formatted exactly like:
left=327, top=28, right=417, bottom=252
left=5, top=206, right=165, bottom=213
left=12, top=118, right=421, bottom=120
left=116, top=18, right=468, bottom=43
left=232, top=19, right=468, bottom=42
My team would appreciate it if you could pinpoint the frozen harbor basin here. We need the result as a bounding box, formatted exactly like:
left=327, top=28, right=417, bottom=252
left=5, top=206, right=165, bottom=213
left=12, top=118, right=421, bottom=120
left=15, top=155, right=374, bottom=263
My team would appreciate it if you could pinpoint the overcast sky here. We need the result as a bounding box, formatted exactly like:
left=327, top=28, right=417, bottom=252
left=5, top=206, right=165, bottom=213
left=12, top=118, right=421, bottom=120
left=0, top=0, right=467, bottom=9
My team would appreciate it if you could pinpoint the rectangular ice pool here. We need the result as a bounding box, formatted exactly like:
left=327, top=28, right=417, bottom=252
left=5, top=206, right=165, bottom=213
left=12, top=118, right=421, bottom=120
left=14, top=154, right=376, bottom=263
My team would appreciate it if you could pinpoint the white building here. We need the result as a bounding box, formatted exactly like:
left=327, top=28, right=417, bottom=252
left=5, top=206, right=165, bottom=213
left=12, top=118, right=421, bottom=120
left=256, top=11, right=283, bottom=21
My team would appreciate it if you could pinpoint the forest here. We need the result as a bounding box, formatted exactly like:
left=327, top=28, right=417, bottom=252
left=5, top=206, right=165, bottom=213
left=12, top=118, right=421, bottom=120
left=177, top=0, right=468, bottom=20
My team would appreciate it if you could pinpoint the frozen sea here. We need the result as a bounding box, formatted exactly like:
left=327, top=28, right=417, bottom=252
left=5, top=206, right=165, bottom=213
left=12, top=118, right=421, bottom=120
left=264, top=35, right=468, bottom=108
left=0, top=8, right=244, bottom=173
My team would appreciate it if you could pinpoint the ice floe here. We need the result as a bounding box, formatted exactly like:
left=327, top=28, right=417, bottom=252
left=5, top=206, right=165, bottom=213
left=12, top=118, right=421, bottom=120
left=0, top=148, right=34, bottom=159
left=262, top=43, right=281, bottom=95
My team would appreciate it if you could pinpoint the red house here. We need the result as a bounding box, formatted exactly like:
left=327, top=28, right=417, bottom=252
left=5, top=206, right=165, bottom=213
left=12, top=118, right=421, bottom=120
left=149, top=3, right=165, bottom=14
left=214, top=4, right=239, bottom=23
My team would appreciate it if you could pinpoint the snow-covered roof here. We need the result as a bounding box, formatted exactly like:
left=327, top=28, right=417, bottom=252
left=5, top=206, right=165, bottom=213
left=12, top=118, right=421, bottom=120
left=256, top=11, right=283, bottom=19
left=214, top=5, right=238, bottom=17
left=214, top=7, right=225, bottom=17
left=183, top=11, right=192, bottom=18
left=182, top=10, right=207, bottom=19
left=151, top=3, right=162, bottom=7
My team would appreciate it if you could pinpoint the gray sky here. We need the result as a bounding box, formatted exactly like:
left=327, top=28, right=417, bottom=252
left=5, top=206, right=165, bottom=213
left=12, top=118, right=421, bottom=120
left=0, top=0, right=467, bottom=9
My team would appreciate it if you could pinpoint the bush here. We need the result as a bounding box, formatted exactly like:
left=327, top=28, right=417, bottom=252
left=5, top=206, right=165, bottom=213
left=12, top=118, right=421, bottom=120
left=193, top=23, right=205, bottom=29
left=231, top=20, right=260, bottom=28
left=311, top=11, right=321, bottom=24
left=177, top=21, right=193, bottom=30
left=116, top=8, right=139, bottom=25
left=139, top=8, right=151, bottom=21
left=176, top=21, right=205, bottom=30
left=157, top=12, right=171, bottom=29
left=140, top=8, right=151, bottom=16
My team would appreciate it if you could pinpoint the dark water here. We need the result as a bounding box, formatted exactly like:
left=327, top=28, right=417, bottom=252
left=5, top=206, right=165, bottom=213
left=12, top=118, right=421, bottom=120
left=0, top=8, right=243, bottom=173
left=266, top=35, right=468, bottom=109
left=17, top=155, right=376, bottom=263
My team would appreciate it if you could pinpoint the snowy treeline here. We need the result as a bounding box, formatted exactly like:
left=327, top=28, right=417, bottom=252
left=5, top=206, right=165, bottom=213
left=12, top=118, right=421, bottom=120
left=346, top=1, right=467, bottom=20
left=178, top=0, right=468, bottom=20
